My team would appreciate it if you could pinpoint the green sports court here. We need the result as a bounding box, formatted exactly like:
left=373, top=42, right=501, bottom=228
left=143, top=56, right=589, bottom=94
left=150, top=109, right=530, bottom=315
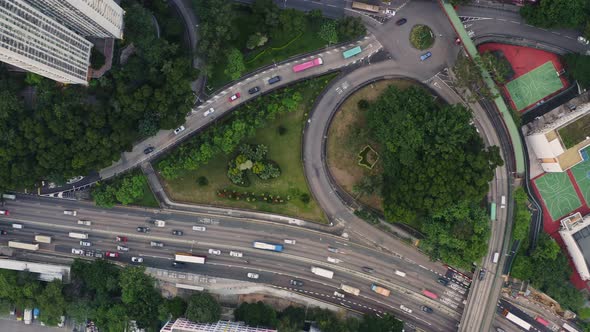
left=534, top=171, right=582, bottom=220
left=505, top=61, right=564, bottom=111
left=571, top=159, right=590, bottom=207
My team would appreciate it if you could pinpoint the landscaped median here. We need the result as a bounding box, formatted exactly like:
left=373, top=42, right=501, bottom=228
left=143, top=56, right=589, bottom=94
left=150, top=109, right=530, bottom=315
left=154, top=73, right=340, bottom=223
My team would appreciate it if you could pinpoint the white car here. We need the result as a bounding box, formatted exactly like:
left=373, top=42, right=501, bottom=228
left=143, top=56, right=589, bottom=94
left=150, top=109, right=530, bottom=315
left=204, top=108, right=215, bottom=117
left=64, top=210, right=77, bottom=216
left=173, top=126, right=185, bottom=135
left=71, top=248, right=84, bottom=255
left=117, top=245, right=129, bottom=251
left=578, top=36, right=590, bottom=45
left=131, top=257, right=143, bottom=263
left=284, top=239, right=296, bottom=244
left=80, top=241, right=92, bottom=247
left=192, top=226, right=206, bottom=231
left=333, top=291, right=345, bottom=298
left=247, top=272, right=259, bottom=279
left=229, top=251, right=243, bottom=257
left=77, top=219, right=92, bottom=226
left=400, top=305, right=412, bottom=314
left=208, top=249, right=221, bottom=255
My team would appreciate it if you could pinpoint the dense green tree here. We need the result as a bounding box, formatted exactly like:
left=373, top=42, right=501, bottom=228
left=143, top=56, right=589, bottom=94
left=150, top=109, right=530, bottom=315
left=453, top=54, right=497, bottom=101
left=319, top=21, right=338, bottom=44
left=161, top=296, right=187, bottom=320
left=252, top=0, right=281, bottom=29
left=95, top=304, right=129, bottom=332
left=92, top=183, right=117, bottom=208
left=184, top=293, right=221, bottom=323
left=90, top=48, right=106, bottom=69
left=480, top=51, right=512, bottom=84
left=193, top=0, right=235, bottom=63
left=367, top=85, right=503, bottom=223
left=512, top=188, right=531, bottom=241
left=37, top=280, right=66, bottom=326
left=337, top=16, right=366, bottom=40
left=119, top=267, right=162, bottom=329
left=277, top=306, right=305, bottom=331
left=225, top=48, right=246, bottom=81
left=115, top=175, right=146, bottom=205
left=24, top=72, right=43, bottom=86
left=277, top=9, right=306, bottom=36
left=66, top=299, right=96, bottom=324
left=359, top=313, right=404, bottom=332
left=234, top=301, right=278, bottom=327
left=564, top=54, right=590, bottom=89
left=421, top=201, right=491, bottom=268
left=520, top=0, right=589, bottom=29
left=246, top=33, right=268, bottom=50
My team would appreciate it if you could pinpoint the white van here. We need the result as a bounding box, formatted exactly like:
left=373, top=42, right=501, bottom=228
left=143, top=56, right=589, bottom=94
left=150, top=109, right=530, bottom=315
left=395, top=270, right=407, bottom=277
left=12, top=224, right=23, bottom=229
left=492, top=252, right=500, bottom=263
left=230, top=251, right=243, bottom=257
left=64, top=210, right=77, bottom=216
left=192, top=226, right=206, bottom=232
left=284, top=239, right=296, bottom=244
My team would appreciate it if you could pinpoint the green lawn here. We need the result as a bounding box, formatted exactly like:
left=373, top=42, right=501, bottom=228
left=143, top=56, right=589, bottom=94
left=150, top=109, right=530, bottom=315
left=558, top=114, right=590, bottom=149
left=162, top=74, right=339, bottom=222
left=206, top=5, right=330, bottom=90
left=134, top=179, right=160, bottom=208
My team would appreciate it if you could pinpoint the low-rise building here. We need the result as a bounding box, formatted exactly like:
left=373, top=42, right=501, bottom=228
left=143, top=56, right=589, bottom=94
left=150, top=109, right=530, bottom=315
left=160, top=319, right=277, bottom=332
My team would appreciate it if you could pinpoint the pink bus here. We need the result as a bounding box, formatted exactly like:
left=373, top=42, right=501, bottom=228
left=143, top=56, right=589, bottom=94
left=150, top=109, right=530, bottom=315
left=422, top=289, right=438, bottom=299
left=292, top=57, right=323, bottom=73
left=535, top=316, right=549, bottom=327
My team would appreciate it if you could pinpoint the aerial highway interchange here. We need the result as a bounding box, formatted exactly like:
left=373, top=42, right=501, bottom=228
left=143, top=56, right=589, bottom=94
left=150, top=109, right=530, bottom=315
left=2, top=0, right=590, bottom=331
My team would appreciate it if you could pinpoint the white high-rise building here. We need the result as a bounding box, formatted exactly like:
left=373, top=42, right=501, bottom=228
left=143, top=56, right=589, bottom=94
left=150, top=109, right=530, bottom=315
left=22, top=0, right=124, bottom=39
left=0, top=0, right=92, bottom=85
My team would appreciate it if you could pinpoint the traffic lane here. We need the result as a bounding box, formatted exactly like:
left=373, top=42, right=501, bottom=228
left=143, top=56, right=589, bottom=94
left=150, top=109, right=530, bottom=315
left=3, top=197, right=453, bottom=293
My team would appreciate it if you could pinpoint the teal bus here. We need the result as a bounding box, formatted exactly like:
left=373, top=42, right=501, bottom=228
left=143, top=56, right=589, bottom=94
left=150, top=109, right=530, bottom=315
left=490, top=203, right=497, bottom=221
left=342, top=46, right=362, bottom=59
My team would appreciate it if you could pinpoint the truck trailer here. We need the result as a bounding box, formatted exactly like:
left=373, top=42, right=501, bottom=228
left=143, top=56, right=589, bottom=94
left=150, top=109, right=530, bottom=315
left=370, top=284, right=391, bottom=297
left=311, top=266, right=334, bottom=279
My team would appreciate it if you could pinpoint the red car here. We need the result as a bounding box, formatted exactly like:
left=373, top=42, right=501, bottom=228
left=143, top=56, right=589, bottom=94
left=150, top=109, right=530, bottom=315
left=106, top=251, right=119, bottom=258
left=0, top=209, right=9, bottom=216
left=116, top=236, right=127, bottom=242
left=228, top=93, right=240, bottom=102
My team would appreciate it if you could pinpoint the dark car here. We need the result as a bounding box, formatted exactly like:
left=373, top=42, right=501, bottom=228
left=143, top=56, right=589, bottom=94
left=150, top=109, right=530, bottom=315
left=327, top=246, right=339, bottom=253
left=136, top=226, right=150, bottom=233
left=437, top=277, right=450, bottom=286
left=395, top=18, right=407, bottom=26
left=172, top=230, right=184, bottom=236
left=143, top=146, right=155, bottom=154
left=172, top=261, right=185, bottom=268
left=478, top=269, right=486, bottom=280
left=421, top=306, right=433, bottom=313
left=0, top=230, right=7, bottom=235
left=248, top=86, right=260, bottom=94
left=362, top=266, right=374, bottom=274
left=268, top=76, right=281, bottom=84
left=289, top=279, right=304, bottom=287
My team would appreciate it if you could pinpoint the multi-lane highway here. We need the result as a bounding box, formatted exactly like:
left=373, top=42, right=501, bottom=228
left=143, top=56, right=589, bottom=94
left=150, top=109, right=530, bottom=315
left=1, top=196, right=470, bottom=331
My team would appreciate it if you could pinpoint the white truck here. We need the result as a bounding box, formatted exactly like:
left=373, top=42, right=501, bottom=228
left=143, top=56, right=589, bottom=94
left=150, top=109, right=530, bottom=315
left=69, top=232, right=88, bottom=239
left=34, top=235, right=52, bottom=244
left=9, top=241, right=39, bottom=251
left=24, top=308, right=32, bottom=325
left=175, top=253, right=206, bottom=264
left=311, top=266, right=334, bottom=279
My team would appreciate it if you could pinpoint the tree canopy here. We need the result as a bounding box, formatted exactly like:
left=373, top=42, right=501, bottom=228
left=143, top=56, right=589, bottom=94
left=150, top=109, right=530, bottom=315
left=564, top=53, right=590, bottom=89
left=184, top=292, right=221, bottom=323
left=366, top=85, right=503, bottom=223
left=520, top=0, right=589, bottom=29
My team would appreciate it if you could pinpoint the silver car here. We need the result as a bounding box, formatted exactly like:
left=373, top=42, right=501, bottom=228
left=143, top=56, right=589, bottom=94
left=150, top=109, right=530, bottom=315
left=80, top=241, right=92, bottom=247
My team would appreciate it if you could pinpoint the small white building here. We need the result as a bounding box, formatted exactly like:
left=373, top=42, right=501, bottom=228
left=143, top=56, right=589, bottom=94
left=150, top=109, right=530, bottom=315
left=525, top=103, right=590, bottom=172
left=160, top=319, right=277, bottom=332
left=559, top=212, right=590, bottom=281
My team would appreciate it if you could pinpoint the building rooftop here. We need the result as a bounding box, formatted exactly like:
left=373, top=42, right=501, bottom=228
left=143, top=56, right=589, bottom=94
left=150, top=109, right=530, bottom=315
left=160, top=319, right=277, bottom=332
left=560, top=213, right=590, bottom=280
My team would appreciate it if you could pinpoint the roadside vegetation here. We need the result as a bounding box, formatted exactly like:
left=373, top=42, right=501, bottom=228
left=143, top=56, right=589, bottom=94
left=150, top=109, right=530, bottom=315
left=564, top=53, right=590, bottom=89
left=157, top=73, right=339, bottom=222
left=511, top=188, right=531, bottom=242
left=192, top=0, right=365, bottom=89
left=329, top=84, right=503, bottom=268
left=234, top=301, right=404, bottom=332
left=409, top=25, right=434, bottom=50
left=520, top=0, right=590, bottom=40
left=0, top=1, right=196, bottom=192
left=0, top=260, right=221, bottom=330
left=453, top=53, right=498, bottom=102
left=92, top=171, right=159, bottom=208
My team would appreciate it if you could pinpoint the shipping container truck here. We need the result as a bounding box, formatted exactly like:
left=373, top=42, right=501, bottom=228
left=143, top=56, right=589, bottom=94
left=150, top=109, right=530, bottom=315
left=8, top=241, right=39, bottom=251
left=502, top=309, right=531, bottom=331
left=34, top=235, right=52, bottom=244
left=351, top=1, right=380, bottom=13
left=69, top=232, right=88, bottom=239
left=311, top=266, right=334, bottom=279
left=174, top=253, right=206, bottom=264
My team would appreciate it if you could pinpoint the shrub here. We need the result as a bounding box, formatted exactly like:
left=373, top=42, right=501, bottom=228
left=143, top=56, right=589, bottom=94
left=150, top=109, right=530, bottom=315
left=300, top=193, right=311, bottom=204
left=357, top=99, right=370, bottom=110
left=409, top=25, right=434, bottom=50
left=277, top=125, right=287, bottom=136
left=197, top=176, right=209, bottom=187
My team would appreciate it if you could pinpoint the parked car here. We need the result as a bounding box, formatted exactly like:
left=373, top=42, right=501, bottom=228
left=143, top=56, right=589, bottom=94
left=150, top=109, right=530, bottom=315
left=208, top=249, right=221, bottom=255
left=204, top=108, right=215, bottom=117
left=421, top=306, right=433, bottom=313
left=117, top=245, right=129, bottom=251
left=136, top=226, right=150, bottom=233
left=228, top=93, right=240, bottom=102
left=173, top=126, right=186, bottom=135
left=290, top=279, right=304, bottom=287
left=248, top=86, right=260, bottom=95
left=333, top=291, right=345, bottom=298
left=80, top=241, right=92, bottom=247
left=395, top=18, right=407, bottom=25
left=116, top=236, right=128, bottom=242
left=143, top=146, right=155, bottom=154
left=171, top=230, right=183, bottom=236
left=131, top=257, right=143, bottom=263
left=106, top=251, right=119, bottom=258
left=247, top=272, right=259, bottom=279
left=420, top=51, right=432, bottom=61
